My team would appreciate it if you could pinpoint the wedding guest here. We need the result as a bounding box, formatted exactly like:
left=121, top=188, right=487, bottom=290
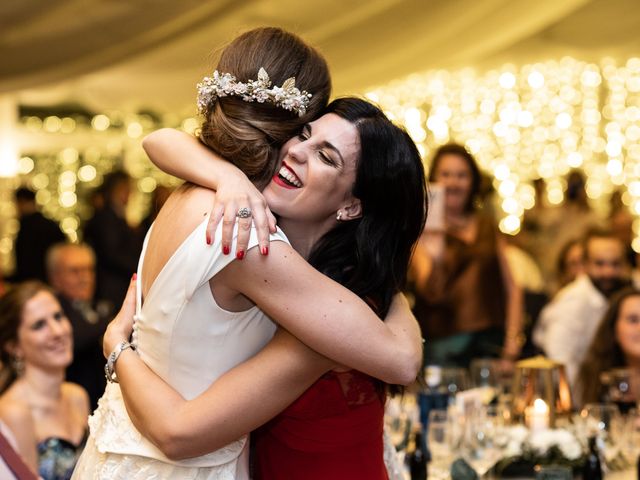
left=608, top=189, right=635, bottom=267
left=46, top=243, right=112, bottom=410
left=543, top=171, right=603, bottom=283
left=553, top=238, right=584, bottom=293
left=84, top=170, right=142, bottom=310
left=0, top=420, right=38, bottom=480
left=10, top=188, right=65, bottom=283
left=576, top=287, right=640, bottom=406
left=410, top=143, right=524, bottom=368
left=534, top=229, right=630, bottom=386
left=0, top=282, right=89, bottom=480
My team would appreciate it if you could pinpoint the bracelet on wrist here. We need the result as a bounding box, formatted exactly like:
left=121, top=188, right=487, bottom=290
left=104, top=340, right=136, bottom=384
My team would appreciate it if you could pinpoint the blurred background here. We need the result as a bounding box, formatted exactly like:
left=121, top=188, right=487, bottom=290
left=0, top=0, right=639, bottom=272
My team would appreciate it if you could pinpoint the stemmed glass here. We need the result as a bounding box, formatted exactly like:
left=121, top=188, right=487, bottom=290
left=619, top=407, right=640, bottom=464
left=461, top=404, right=504, bottom=477
left=579, top=403, right=624, bottom=463
left=606, top=369, right=639, bottom=414
left=427, top=409, right=452, bottom=480
left=469, top=358, right=499, bottom=389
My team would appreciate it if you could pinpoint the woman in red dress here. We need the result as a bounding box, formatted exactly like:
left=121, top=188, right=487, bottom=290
left=102, top=97, right=425, bottom=479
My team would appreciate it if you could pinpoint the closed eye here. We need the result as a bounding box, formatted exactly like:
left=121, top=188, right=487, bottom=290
left=297, top=124, right=311, bottom=141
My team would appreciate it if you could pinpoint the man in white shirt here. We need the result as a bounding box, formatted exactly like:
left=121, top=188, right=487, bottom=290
left=533, top=229, right=629, bottom=388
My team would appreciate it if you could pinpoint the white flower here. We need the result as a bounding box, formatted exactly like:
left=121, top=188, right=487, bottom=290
left=559, top=437, right=583, bottom=460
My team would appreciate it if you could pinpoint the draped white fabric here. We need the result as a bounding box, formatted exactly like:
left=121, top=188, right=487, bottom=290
left=1, top=0, right=639, bottom=113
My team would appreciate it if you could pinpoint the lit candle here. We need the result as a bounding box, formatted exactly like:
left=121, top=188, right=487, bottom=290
left=524, top=398, right=550, bottom=432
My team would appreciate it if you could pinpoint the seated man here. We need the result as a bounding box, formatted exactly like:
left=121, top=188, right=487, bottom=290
left=46, top=243, right=112, bottom=410
left=533, top=229, right=630, bottom=388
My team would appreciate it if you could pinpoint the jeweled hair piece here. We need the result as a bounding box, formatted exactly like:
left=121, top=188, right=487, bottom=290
left=197, top=68, right=312, bottom=117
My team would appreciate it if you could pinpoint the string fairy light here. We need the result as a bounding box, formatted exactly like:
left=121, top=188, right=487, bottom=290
left=367, top=57, right=640, bottom=243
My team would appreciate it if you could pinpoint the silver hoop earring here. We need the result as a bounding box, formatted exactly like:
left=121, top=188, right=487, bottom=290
left=336, top=211, right=343, bottom=221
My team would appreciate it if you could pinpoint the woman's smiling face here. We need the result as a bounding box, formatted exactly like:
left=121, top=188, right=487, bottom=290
left=263, top=113, right=361, bottom=227
left=14, top=290, right=73, bottom=372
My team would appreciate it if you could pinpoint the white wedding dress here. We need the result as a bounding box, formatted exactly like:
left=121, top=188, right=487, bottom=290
left=72, top=216, right=287, bottom=480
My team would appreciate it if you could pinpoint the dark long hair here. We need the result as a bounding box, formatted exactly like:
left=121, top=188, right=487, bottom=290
left=428, top=143, right=481, bottom=213
left=307, top=98, right=427, bottom=319
left=576, top=287, right=640, bottom=405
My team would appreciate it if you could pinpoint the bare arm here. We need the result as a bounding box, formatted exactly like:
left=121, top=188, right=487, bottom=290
left=119, top=330, right=331, bottom=459
left=496, top=236, right=524, bottom=361
left=105, top=284, right=333, bottom=459
left=145, top=132, right=422, bottom=384
left=0, top=401, right=38, bottom=473
left=219, top=244, right=421, bottom=385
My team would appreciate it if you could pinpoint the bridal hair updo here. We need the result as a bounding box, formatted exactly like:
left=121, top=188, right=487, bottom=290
left=199, top=27, right=331, bottom=188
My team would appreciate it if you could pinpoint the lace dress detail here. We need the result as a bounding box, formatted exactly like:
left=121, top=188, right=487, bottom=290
left=73, top=435, right=240, bottom=480
left=383, top=426, right=406, bottom=480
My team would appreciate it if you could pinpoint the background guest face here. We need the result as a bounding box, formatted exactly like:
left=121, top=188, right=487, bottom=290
left=432, top=153, right=473, bottom=214
left=50, top=246, right=96, bottom=301
left=563, top=242, right=585, bottom=283
left=585, top=236, right=627, bottom=296
left=616, top=295, right=640, bottom=363
left=14, top=290, right=73, bottom=372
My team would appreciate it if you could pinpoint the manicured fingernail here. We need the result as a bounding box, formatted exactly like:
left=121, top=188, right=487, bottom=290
left=223, top=245, right=230, bottom=255
left=260, top=246, right=269, bottom=256
left=236, top=250, right=245, bottom=260
left=206, top=232, right=212, bottom=245
left=132, top=273, right=137, bottom=281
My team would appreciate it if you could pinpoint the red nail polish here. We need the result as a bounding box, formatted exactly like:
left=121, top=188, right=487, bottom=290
left=223, top=245, right=230, bottom=255
left=206, top=232, right=212, bottom=245
left=261, top=246, right=269, bottom=256
left=132, top=273, right=137, bottom=281
left=236, top=250, right=245, bottom=260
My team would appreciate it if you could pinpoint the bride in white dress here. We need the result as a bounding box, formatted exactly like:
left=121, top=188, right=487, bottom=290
left=73, top=28, right=422, bottom=480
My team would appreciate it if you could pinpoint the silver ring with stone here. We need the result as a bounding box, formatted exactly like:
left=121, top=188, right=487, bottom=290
left=236, top=207, right=252, bottom=219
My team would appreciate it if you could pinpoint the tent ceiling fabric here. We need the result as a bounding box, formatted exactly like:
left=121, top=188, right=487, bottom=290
left=1, top=0, right=639, bottom=114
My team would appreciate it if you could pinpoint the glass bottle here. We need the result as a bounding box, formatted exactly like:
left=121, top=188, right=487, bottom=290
left=408, top=425, right=427, bottom=480
left=582, top=436, right=602, bottom=480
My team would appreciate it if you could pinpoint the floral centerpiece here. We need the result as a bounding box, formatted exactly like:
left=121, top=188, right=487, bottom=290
left=494, top=425, right=585, bottom=474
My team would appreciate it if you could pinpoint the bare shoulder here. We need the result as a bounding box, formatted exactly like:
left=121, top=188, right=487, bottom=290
left=0, top=393, right=33, bottom=430
left=62, top=382, right=90, bottom=411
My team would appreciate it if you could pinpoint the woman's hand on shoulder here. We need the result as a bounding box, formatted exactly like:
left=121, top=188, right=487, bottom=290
left=207, top=173, right=276, bottom=259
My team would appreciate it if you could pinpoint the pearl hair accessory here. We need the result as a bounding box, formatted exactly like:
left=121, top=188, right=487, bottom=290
left=197, top=68, right=312, bottom=117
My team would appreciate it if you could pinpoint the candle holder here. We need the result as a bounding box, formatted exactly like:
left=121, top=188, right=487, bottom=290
left=511, top=356, right=572, bottom=428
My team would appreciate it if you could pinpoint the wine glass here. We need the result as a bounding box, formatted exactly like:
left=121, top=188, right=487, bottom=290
left=427, top=409, right=452, bottom=480
left=607, top=368, right=639, bottom=414
left=461, top=404, right=504, bottom=477
left=580, top=403, right=624, bottom=454
left=620, top=407, right=640, bottom=463
left=470, top=358, right=499, bottom=388
left=441, top=367, right=471, bottom=396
